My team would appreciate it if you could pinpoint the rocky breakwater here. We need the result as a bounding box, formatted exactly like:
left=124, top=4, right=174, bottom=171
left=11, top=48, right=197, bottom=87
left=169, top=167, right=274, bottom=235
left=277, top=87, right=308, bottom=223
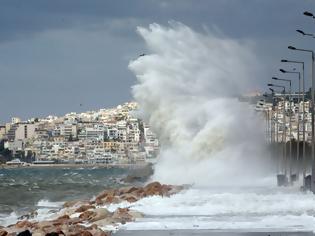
left=0, top=182, right=183, bottom=236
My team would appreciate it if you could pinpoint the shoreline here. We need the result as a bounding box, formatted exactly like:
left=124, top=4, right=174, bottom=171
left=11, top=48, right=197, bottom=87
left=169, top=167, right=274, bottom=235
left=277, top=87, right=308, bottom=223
left=0, top=163, right=150, bottom=169
left=0, top=182, right=182, bottom=235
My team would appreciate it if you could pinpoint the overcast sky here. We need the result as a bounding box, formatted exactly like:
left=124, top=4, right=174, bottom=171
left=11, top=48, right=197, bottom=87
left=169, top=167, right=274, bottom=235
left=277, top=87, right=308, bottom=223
left=1, top=0, right=315, bottom=122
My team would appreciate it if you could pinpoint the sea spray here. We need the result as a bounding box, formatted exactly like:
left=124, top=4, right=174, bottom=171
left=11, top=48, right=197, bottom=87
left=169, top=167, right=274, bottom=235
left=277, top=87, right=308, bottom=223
left=129, top=22, right=270, bottom=186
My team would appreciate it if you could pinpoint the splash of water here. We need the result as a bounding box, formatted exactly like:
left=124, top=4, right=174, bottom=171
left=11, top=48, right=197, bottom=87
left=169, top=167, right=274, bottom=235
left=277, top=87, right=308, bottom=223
left=129, top=22, right=269, bottom=186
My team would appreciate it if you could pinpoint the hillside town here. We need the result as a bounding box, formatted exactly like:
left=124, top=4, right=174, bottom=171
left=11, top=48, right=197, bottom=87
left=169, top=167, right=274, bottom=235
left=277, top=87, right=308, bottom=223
left=0, top=102, right=159, bottom=165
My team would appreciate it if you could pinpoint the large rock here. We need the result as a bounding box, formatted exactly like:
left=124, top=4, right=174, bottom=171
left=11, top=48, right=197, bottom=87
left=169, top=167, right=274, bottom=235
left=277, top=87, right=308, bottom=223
left=17, top=230, right=32, bottom=236
left=95, top=189, right=118, bottom=201
left=75, top=204, right=95, bottom=213
left=0, top=229, right=7, bottom=236
left=79, top=211, right=95, bottom=221
left=128, top=209, right=144, bottom=219
left=15, top=220, right=34, bottom=229
left=89, top=208, right=112, bottom=222
left=95, top=195, right=120, bottom=206
left=120, top=193, right=138, bottom=203
left=112, top=208, right=133, bottom=224
left=63, top=200, right=80, bottom=208
left=143, top=181, right=163, bottom=196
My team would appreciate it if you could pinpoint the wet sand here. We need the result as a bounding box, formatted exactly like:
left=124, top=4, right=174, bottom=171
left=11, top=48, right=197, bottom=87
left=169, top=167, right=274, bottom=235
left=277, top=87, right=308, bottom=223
left=114, top=230, right=314, bottom=236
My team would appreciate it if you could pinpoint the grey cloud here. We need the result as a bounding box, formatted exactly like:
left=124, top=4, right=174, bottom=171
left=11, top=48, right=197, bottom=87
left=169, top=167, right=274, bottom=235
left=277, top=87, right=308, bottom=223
left=1, top=0, right=315, bottom=122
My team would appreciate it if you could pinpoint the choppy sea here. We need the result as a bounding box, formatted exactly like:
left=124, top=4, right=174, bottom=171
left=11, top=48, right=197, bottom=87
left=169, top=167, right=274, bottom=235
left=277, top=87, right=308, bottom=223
left=2, top=168, right=315, bottom=233
left=0, top=166, right=129, bottom=226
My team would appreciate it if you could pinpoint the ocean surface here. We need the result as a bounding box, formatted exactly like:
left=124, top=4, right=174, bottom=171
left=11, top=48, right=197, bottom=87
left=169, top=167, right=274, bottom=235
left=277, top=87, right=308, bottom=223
left=109, top=180, right=315, bottom=233
left=1, top=168, right=315, bottom=234
left=0, top=166, right=129, bottom=226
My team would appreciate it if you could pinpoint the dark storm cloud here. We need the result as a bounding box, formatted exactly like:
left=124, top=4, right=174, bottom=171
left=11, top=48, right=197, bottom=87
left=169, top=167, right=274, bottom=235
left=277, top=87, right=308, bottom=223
left=1, top=0, right=315, bottom=122
left=2, top=0, right=314, bottom=41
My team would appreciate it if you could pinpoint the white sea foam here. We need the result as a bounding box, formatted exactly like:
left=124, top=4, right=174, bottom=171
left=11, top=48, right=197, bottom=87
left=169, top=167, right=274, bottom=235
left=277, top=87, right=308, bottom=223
left=129, top=22, right=268, bottom=187
left=37, top=199, right=64, bottom=208
left=0, top=199, right=64, bottom=227
left=0, top=212, right=19, bottom=227
left=117, top=187, right=315, bottom=232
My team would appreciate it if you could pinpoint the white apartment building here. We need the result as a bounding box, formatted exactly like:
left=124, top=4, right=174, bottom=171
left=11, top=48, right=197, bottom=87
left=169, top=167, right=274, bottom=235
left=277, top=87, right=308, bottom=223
left=54, top=124, right=77, bottom=138
left=15, top=123, right=37, bottom=141
left=0, top=126, right=6, bottom=140
left=11, top=117, right=21, bottom=124
left=78, top=126, right=105, bottom=141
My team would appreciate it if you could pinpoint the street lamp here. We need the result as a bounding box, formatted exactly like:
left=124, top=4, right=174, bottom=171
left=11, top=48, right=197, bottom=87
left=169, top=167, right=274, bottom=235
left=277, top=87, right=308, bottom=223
left=269, top=88, right=279, bottom=144
left=280, top=69, right=301, bottom=181
left=281, top=60, right=305, bottom=177
left=304, top=11, right=315, bottom=18
left=262, top=94, right=271, bottom=143
left=272, top=77, right=292, bottom=178
left=289, top=45, right=315, bottom=192
left=296, top=29, right=315, bottom=37
left=268, top=83, right=287, bottom=183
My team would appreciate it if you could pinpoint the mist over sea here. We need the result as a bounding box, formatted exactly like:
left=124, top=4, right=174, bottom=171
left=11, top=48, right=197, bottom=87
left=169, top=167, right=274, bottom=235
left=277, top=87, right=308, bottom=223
left=0, top=166, right=129, bottom=226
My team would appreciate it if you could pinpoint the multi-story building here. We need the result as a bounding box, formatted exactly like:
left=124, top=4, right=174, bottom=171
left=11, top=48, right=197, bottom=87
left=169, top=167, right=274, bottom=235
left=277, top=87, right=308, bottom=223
left=15, top=123, right=37, bottom=141
left=0, top=126, right=6, bottom=140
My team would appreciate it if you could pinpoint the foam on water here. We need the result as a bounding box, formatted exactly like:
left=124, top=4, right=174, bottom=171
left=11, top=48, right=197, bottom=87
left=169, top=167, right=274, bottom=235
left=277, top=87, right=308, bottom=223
left=0, top=199, right=64, bottom=227
left=129, top=22, right=268, bottom=186
left=37, top=200, right=64, bottom=208
left=0, top=212, right=19, bottom=227
left=117, top=186, right=315, bottom=232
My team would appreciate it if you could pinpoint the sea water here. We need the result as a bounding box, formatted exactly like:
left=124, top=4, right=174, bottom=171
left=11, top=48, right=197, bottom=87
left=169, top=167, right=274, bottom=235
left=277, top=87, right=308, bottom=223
left=113, top=181, right=315, bottom=232
left=0, top=166, right=128, bottom=226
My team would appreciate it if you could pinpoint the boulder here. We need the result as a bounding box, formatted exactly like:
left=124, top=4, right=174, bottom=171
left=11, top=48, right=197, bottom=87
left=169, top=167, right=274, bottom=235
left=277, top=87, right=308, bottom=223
left=103, top=195, right=120, bottom=204
left=75, top=205, right=95, bottom=213
left=33, top=221, right=55, bottom=231
left=63, top=200, right=90, bottom=208
left=17, top=230, right=32, bottom=236
left=144, top=182, right=162, bottom=192
left=56, top=215, right=70, bottom=221
left=0, top=229, right=7, bottom=236
left=119, top=186, right=139, bottom=195
left=95, top=189, right=117, bottom=202
left=79, top=211, right=95, bottom=221
left=63, top=200, right=80, bottom=208
left=86, top=228, right=109, bottom=236
left=128, top=210, right=144, bottom=219
left=51, top=215, right=71, bottom=227
left=112, top=208, right=133, bottom=223
left=89, top=208, right=112, bottom=222
left=120, top=193, right=138, bottom=203
left=15, top=220, right=33, bottom=229
left=45, top=232, right=63, bottom=236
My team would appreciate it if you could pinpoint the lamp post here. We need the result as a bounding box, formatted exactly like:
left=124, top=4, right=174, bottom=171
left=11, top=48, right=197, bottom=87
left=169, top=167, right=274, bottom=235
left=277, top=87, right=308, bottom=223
left=279, top=69, right=301, bottom=182
left=268, top=83, right=287, bottom=184
left=270, top=88, right=279, bottom=143
left=281, top=60, right=306, bottom=178
left=262, top=95, right=270, bottom=142
left=272, top=77, right=291, bottom=177
left=288, top=45, right=315, bottom=192
left=296, top=29, right=315, bottom=37
left=303, top=11, right=315, bottom=19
